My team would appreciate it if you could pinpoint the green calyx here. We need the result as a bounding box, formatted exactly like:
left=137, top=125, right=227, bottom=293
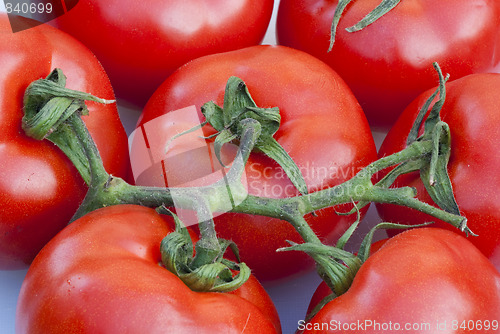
left=22, top=68, right=115, bottom=185
left=199, top=76, right=309, bottom=195
left=377, top=63, right=466, bottom=232
left=410, top=64, right=460, bottom=218
left=160, top=209, right=250, bottom=293
left=329, top=0, right=402, bottom=51
left=23, top=68, right=114, bottom=140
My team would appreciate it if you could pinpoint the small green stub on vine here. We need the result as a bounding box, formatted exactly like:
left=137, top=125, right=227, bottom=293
left=329, top=0, right=402, bottom=51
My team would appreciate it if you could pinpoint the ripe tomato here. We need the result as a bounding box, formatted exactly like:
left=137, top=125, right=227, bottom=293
left=376, top=73, right=500, bottom=270
left=135, top=45, right=377, bottom=281
left=276, top=0, right=500, bottom=128
left=50, top=0, right=274, bottom=106
left=0, top=15, right=130, bottom=269
left=16, top=205, right=282, bottom=333
left=300, top=228, right=500, bottom=333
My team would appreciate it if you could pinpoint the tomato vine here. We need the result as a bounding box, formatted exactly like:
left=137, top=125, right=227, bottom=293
left=21, top=63, right=468, bottom=296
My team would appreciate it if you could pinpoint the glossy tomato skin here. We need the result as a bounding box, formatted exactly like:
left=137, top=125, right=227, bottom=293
left=300, top=228, right=500, bottom=333
left=0, top=15, right=130, bottom=269
left=277, top=0, right=500, bottom=129
left=135, top=45, right=377, bottom=281
left=376, top=73, right=500, bottom=270
left=50, top=0, right=274, bottom=106
left=16, top=205, right=281, bottom=333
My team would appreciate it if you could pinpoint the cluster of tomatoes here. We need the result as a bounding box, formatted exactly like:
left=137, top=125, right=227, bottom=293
left=2, top=1, right=500, bottom=333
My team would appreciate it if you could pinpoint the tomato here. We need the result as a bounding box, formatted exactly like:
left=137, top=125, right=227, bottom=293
left=16, top=205, right=281, bottom=333
left=276, top=0, right=500, bottom=129
left=376, top=73, right=500, bottom=270
left=0, top=15, right=130, bottom=269
left=134, top=45, right=377, bottom=281
left=50, top=0, right=274, bottom=106
left=300, top=228, right=500, bottom=333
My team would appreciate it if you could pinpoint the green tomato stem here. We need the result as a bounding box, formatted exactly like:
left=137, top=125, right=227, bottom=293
left=22, top=67, right=468, bottom=295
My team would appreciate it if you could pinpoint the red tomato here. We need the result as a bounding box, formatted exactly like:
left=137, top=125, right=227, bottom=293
left=135, top=45, right=377, bottom=281
left=300, top=228, right=500, bottom=333
left=376, top=73, right=500, bottom=270
left=276, top=0, right=500, bottom=129
left=0, top=15, right=130, bottom=269
left=50, top=0, right=274, bottom=106
left=16, top=205, right=282, bottom=333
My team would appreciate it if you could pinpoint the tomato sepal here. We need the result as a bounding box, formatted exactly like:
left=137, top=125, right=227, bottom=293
left=406, top=63, right=463, bottom=226
left=159, top=208, right=251, bottom=292
left=23, top=68, right=115, bottom=140
left=330, top=0, right=402, bottom=51
left=22, top=68, right=115, bottom=185
left=199, top=76, right=309, bottom=195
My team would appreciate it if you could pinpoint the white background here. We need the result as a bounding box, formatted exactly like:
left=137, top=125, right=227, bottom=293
left=0, top=1, right=387, bottom=333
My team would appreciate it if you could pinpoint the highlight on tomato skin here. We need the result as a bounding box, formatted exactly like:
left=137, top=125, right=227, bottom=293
left=0, top=14, right=130, bottom=270
left=276, top=0, right=500, bottom=129
left=375, top=72, right=500, bottom=271
left=49, top=0, right=275, bottom=106
left=134, top=44, right=378, bottom=281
